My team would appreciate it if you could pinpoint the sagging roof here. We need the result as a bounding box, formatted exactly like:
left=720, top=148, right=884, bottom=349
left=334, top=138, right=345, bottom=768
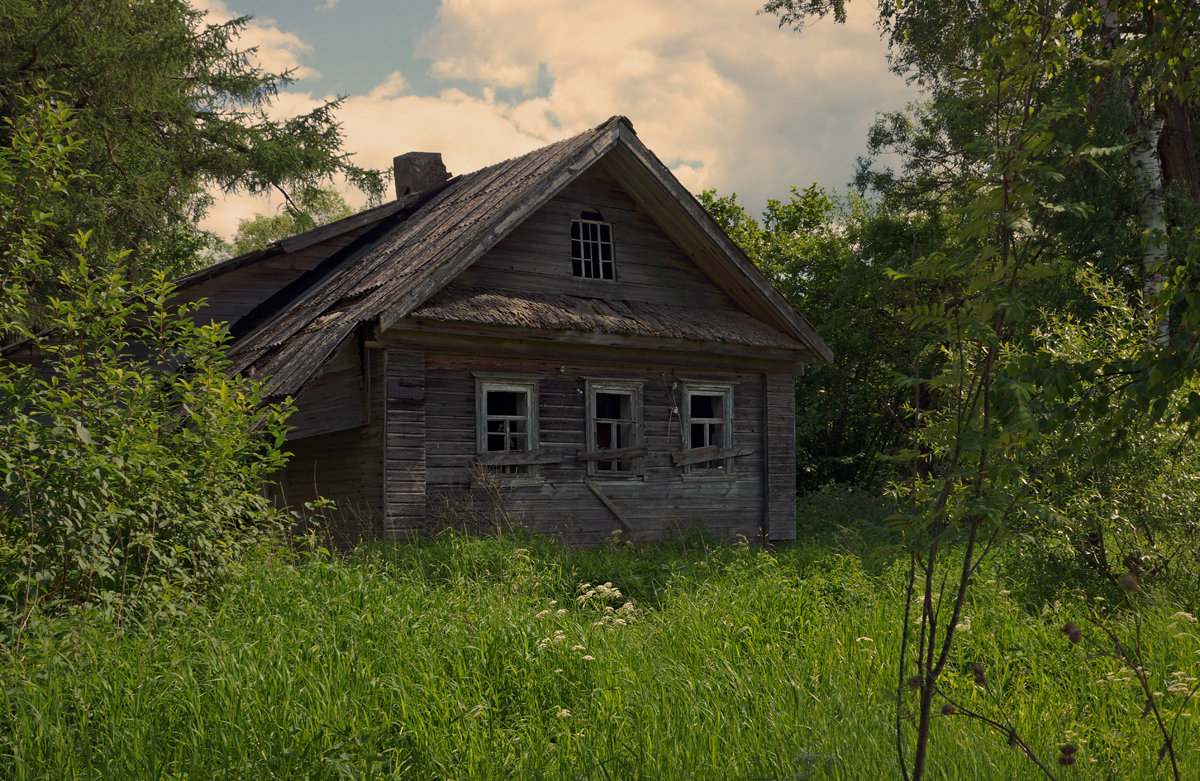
left=411, top=284, right=805, bottom=350
left=220, top=115, right=832, bottom=399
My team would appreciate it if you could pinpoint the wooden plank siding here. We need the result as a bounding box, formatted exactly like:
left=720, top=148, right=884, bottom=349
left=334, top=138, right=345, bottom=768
left=456, top=168, right=736, bottom=310
left=765, top=372, right=798, bottom=541
left=389, top=346, right=769, bottom=545
left=383, top=349, right=427, bottom=538
left=271, top=345, right=384, bottom=544
left=285, top=340, right=364, bottom=440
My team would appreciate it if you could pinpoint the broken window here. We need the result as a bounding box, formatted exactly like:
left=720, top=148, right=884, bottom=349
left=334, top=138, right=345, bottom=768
left=571, top=209, right=615, bottom=280
left=682, top=383, right=734, bottom=472
left=585, top=381, right=642, bottom=476
left=476, top=379, right=538, bottom=475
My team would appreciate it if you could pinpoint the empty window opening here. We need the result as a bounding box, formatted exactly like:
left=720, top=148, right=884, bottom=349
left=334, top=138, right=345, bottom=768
left=485, top=390, right=528, bottom=454
left=586, top=381, right=643, bottom=476
left=477, top=380, right=538, bottom=476
left=683, top=384, right=734, bottom=472
left=571, top=210, right=615, bottom=280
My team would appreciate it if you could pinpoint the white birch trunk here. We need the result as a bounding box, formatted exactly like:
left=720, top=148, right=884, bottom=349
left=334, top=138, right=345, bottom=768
left=1099, top=0, right=1169, bottom=341
left=1132, top=112, right=1168, bottom=324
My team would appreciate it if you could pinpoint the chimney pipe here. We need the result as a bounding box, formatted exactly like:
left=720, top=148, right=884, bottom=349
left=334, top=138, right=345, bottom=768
left=393, top=152, right=449, bottom=198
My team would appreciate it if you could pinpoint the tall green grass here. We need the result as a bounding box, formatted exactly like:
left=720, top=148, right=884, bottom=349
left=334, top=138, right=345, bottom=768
left=2, top=531, right=1197, bottom=779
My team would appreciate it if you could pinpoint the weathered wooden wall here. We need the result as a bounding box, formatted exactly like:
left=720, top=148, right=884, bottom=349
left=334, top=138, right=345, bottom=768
left=383, top=348, right=426, bottom=538
left=764, top=373, right=798, bottom=541
left=457, top=168, right=735, bottom=310
left=272, top=346, right=384, bottom=543
left=286, top=340, right=364, bottom=440
left=379, top=347, right=771, bottom=544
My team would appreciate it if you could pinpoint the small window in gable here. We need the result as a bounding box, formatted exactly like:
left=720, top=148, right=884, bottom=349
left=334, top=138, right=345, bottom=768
left=476, top=378, right=539, bottom=476
left=584, top=380, right=643, bottom=476
left=571, top=209, right=615, bottom=280
left=681, top=383, right=734, bottom=473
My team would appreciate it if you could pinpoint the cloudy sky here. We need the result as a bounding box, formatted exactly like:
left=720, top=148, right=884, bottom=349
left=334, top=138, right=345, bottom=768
left=196, top=0, right=917, bottom=238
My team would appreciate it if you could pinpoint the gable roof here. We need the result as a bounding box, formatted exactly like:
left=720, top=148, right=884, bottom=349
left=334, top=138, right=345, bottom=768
left=223, top=115, right=832, bottom=398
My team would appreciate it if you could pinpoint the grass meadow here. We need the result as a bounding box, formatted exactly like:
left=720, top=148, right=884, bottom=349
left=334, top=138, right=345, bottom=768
left=2, top=491, right=1199, bottom=779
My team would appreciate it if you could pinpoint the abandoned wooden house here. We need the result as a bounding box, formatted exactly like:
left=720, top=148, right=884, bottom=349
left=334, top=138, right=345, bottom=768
left=170, top=116, right=833, bottom=544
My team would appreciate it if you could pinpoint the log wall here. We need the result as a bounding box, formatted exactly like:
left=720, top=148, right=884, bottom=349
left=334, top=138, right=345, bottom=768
left=272, top=346, right=384, bottom=544
left=380, top=344, right=786, bottom=544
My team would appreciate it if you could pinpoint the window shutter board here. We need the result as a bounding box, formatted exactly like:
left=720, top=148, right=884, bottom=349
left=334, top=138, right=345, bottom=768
left=576, top=445, right=649, bottom=461
left=672, top=445, right=754, bottom=467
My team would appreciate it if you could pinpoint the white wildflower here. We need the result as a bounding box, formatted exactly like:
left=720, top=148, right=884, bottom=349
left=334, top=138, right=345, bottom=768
left=557, top=708, right=571, bottom=718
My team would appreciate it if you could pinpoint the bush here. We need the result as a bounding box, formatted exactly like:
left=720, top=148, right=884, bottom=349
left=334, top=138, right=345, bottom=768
left=0, top=88, right=292, bottom=632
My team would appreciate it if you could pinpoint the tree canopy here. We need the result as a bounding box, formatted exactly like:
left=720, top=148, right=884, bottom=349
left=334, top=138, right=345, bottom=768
left=0, top=0, right=384, bottom=291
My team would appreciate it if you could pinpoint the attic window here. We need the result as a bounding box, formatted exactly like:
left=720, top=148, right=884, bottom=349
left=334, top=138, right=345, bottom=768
left=571, top=210, right=615, bottom=280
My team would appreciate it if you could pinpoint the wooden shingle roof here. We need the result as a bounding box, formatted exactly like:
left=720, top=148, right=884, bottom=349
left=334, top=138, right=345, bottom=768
left=223, top=115, right=832, bottom=398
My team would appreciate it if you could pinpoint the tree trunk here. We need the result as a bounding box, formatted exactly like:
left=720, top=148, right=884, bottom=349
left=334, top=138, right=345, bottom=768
left=1131, top=110, right=1168, bottom=323
left=1157, top=96, right=1200, bottom=201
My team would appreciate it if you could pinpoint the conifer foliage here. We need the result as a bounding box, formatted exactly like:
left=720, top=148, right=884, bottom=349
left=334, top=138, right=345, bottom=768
left=0, top=0, right=384, bottom=286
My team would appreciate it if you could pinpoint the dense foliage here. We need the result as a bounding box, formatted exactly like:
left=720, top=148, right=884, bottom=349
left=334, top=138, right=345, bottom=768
left=701, top=187, right=945, bottom=489
left=0, top=0, right=384, bottom=302
left=0, top=91, right=293, bottom=634
left=759, top=1, right=1200, bottom=777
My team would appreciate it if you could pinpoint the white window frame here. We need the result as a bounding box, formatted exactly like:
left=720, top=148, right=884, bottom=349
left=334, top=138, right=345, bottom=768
left=585, top=380, right=643, bottom=477
left=681, top=382, right=734, bottom=473
left=475, top=377, right=539, bottom=476
left=570, top=211, right=616, bottom=280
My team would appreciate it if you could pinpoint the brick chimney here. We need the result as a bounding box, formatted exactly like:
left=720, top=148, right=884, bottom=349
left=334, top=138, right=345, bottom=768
left=393, top=152, right=449, bottom=198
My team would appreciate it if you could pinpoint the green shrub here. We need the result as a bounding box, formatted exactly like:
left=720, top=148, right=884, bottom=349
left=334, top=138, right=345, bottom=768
left=0, top=88, right=292, bottom=631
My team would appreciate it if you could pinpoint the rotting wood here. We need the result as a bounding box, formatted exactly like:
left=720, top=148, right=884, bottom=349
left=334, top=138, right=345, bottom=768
left=672, top=445, right=754, bottom=467
left=575, top=445, right=648, bottom=461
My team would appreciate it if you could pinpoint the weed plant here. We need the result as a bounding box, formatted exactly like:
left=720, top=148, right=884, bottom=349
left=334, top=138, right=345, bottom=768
left=1, top=529, right=1198, bottom=779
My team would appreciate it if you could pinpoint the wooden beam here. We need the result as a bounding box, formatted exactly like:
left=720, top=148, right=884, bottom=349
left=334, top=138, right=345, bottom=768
left=672, top=445, right=755, bottom=467
left=386, top=321, right=807, bottom=370
left=583, top=478, right=634, bottom=532
left=575, top=445, right=649, bottom=462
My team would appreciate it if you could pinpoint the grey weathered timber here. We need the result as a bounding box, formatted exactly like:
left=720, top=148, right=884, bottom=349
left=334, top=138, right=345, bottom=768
left=383, top=348, right=426, bottom=537
left=671, top=446, right=755, bottom=467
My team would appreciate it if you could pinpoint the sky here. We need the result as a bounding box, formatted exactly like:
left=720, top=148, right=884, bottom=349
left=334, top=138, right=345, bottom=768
left=195, top=0, right=918, bottom=238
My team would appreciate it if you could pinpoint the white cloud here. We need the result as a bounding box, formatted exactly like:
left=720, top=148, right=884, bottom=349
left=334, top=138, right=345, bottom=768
left=192, top=0, right=320, bottom=80
left=200, top=0, right=916, bottom=238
